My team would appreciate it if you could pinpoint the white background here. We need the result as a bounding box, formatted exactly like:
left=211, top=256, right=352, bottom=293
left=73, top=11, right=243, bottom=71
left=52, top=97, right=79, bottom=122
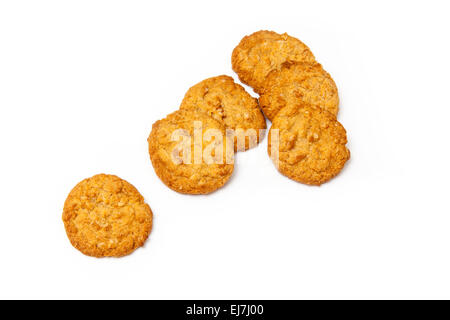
left=1, top=0, right=449, bottom=299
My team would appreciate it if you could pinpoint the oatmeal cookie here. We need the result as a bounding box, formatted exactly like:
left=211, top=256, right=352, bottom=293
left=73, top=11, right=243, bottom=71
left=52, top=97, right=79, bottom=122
left=148, top=109, right=234, bottom=194
left=268, top=103, right=350, bottom=185
left=63, top=174, right=153, bottom=257
left=259, top=62, right=339, bottom=121
left=180, top=75, right=266, bottom=151
left=231, top=30, right=316, bottom=93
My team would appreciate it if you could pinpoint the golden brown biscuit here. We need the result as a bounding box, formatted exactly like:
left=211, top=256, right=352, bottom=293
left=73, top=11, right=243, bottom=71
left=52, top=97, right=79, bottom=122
left=180, top=75, right=266, bottom=151
left=268, top=103, right=350, bottom=185
left=259, top=62, right=339, bottom=121
left=231, top=30, right=316, bottom=93
left=63, top=174, right=153, bottom=258
left=148, top=109, right=234, bottom=194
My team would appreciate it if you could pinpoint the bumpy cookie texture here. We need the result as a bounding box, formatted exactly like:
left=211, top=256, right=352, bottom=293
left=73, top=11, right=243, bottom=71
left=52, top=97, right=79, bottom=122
left=232, top=30, right=316, bottom=93
left=268, top=104, right=350, bottom=185
left=148, top=110, right=234, bottom=194
left=63, top=174, right=153, bottom=258
left=180, top=75, right=266, bottom=151
left=260, top=62, right=339, bottom=121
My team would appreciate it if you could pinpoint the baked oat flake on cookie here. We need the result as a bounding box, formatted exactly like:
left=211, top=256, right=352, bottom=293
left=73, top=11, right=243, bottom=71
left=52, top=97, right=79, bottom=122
left=232, top=30, right=316, bottom=93
left=180, top=75, right=266, bottom=151
left=268, top=103, right=350, bottom=185
left=148, top=109, right=234, bottom=194
left=62, top=174, right=153, bottom=257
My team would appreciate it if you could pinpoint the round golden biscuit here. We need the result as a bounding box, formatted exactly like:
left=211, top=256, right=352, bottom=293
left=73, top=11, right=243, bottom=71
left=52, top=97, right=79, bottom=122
left=259, top=62, right=339, bottom=121
left=231, top=30, right=316, bottom=93
left=148, top=109, right=234, bottom=194
left=180, top=75, right=266, bottom=151
left=63, top=174, right=153, bottom=258
left=268, top=103, right=350, bottom=185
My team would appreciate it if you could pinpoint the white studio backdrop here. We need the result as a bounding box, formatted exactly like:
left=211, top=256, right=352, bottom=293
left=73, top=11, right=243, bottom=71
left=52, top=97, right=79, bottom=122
left=0, top=0, right=449, bottom=299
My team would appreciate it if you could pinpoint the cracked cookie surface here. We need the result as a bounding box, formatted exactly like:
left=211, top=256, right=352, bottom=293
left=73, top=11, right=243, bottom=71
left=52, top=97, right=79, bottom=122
left=268, top=103, right=350, bottom=185
left=148, top=109, right=234, bottom=194
left=63, top=174, right=153, bottom=257
left=180, top=75, right=266, bottom=151
left=232, top=30, right=316, bottom=93
left=260, top=62, right=339, bottom=121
